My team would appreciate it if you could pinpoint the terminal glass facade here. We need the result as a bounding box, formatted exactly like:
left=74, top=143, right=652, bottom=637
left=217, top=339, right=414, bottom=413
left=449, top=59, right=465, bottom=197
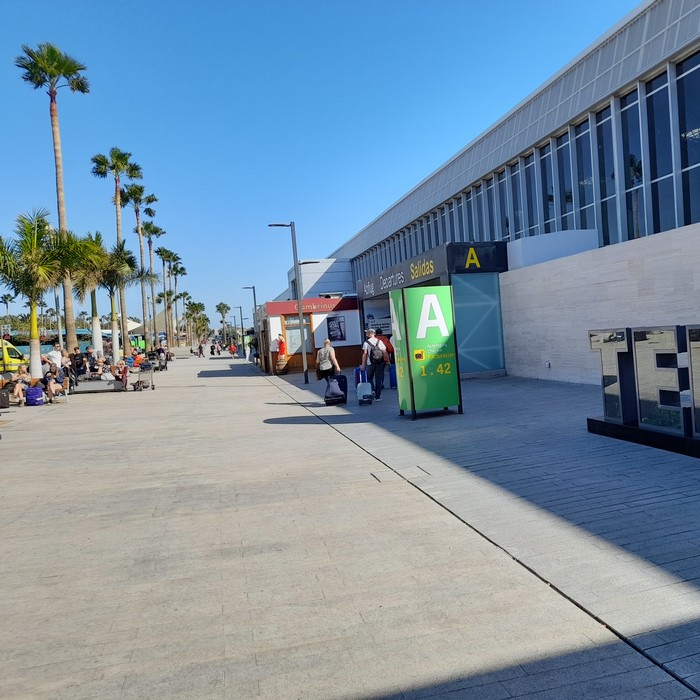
left=353, top=47, right=700, bottom=286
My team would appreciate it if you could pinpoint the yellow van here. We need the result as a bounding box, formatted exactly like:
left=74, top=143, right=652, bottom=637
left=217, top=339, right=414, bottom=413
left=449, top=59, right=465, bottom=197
left=0, top=339, right=27, bottom=373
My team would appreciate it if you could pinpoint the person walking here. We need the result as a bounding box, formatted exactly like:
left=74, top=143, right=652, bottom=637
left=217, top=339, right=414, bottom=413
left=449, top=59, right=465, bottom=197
left=360, top=329, right=390, bottom=402
left=315, top=338, right=341, bottom=388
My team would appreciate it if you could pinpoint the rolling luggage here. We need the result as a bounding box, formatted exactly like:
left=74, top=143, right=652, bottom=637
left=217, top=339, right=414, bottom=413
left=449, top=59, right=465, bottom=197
left=25, top=386, right=44, bottom=406
left=324, top=374, right=347, bottom=405
left=0, top=389, right=9, bottom=409
left=356, top=369, right=373, bottom=405
left=354, top=366, right=364, bottom=387
left=389, top=364, right=397, bottom=389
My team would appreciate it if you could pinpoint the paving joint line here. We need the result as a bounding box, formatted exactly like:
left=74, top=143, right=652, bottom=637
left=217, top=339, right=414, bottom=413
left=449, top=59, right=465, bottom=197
left=266, top=372, right=700, bottom=697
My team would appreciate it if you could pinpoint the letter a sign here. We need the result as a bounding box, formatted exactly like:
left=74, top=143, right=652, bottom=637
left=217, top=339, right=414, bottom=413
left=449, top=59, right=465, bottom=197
left=389, top=285, right=462, bottom=419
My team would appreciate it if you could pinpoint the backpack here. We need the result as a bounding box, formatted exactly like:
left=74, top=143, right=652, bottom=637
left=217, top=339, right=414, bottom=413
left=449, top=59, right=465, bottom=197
left=25, top=386, right=44, bottom=406
left=369, top=340, right=384, bottom=364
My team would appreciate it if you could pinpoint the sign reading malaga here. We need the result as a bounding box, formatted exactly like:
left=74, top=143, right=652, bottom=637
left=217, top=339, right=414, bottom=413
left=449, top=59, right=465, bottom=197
left=588, top=324, right=700, bottom=457
left=390, top=286, right=462, bottom=419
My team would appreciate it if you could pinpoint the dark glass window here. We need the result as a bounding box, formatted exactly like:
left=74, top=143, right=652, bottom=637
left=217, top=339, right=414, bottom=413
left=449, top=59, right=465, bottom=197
left=447, top=203, right=455, bottom=243
left=683, top=167, right=700, bottom=225
left=486, top=179, right=495, bottom=241
left=601, top=198, right=617, bottom=246
left=677, top=60, right=700, bottom=169
left=651, top=177, right=676, bottom=233
left=621, top=101, right=643, bottom=189
left=646, top=72, right=668, bottom=93
left=474, top=185, right=484, bottom=242
left=557, top=135, right=573, bottom=228
left=497, top=171, right=509, bottom=239
left=625, top=189, right=646, bottom=240
left=465, top=192, right=474, bottom=241
left=510, top=163, right=523, bottom=237
left=418, top=220, right=425, bottom=252
left=620, top=90, right=638, bottom=109
left=597, top=111, right=615, bottom=199
left=456, top=198, right=464, bottom=242
left=647, top=84, right=673, bottom=179
left=524, top=154, right=537, bottom=236
left=580, top=204, right=595, bottom=229
left=576, top=128, right=593, bottom=207
left=678, top=51, right=700, bottom=77
left=540, top=146, right=555, bottom=231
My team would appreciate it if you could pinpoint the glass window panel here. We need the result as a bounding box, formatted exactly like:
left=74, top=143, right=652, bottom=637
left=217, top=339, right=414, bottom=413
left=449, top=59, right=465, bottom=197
left=562, top=212, right=574, bottom=230
left=465, top=192, right=474, bottom=240
left=576, top=129, right=593, bottom=207
left=597, top=115, right=615, bottom=199
left=425, top=217, right=433, bottom=249
left=625, top=188, right=646, bottom=240
left=647, top=85, right=673, bottom=179
left=678, top=50, right=700, bottom=77
left=486, top=179, right=495, bottom=240
left=596, top=106, right=611, bottom=123
left=456, top=199, right=464, bottom=241
left=651, top=176, right=676, bottom=233
left=474, top=186, right=484, bottom=242
left=498, top=172, right=509, bottom=239
left=575, top=119, right=589, bottom=137
left=557, top=139, right=573, bottom=218
left=683, top=166, right=700, bottom=225
left=510, top=164, right=523, bottom=236
left=447, top=203, right=455, bottom=243
left=580, top=204, right=595, bottom=229
left=621, top=102, right=643, bottom=189
left=540, top=150, right=555, bottom=226
left=678, top=64, right=700, bottom=169
left=524, top=155, right=537, bottom=235
left=646, top=72, right=668, bottom=93
left=620, top=89, right=638, bottom=109
left=434, top=211, right=441, bottom=246
left=601, top=197, right=617, bottom=246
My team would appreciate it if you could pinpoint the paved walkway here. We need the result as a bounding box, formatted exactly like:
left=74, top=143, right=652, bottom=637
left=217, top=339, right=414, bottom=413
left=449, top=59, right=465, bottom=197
left=2, top=355, right=700, bottom=698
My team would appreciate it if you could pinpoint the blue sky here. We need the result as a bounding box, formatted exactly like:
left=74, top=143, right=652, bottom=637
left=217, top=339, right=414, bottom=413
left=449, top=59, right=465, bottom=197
left=1, top=0, right=642, bottom=329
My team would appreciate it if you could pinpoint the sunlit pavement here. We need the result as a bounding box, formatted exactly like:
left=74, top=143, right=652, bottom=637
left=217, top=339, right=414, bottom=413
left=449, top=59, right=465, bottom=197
left=1, top=354, right=700, bottom=698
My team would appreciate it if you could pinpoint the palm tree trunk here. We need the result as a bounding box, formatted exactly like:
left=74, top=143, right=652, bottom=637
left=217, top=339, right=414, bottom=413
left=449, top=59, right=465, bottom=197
left=90, top=290, right=104, bottom=354
left=148, top=240, right=158, bottom=348
left=135, top=211, right=150, bottom=351
left=110, top=292, right=120, bottom=362
left=28, top=303, right=42, bottom=378
left=161, top=259, right=171, bottom=348
left=49, top=95, right=78, bottom=352
left=113, top=179, right=130, bottom=356
left=173, top=278, right=181, bottom=347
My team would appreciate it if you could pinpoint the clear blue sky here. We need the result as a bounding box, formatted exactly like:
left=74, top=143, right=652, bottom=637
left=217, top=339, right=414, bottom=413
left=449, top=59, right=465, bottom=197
left=0, top=0, right=642, bottom=329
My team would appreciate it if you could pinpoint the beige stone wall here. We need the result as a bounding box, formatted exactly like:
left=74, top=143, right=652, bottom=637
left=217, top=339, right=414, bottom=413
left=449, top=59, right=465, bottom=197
left=499, top=223, right=700, bottom=385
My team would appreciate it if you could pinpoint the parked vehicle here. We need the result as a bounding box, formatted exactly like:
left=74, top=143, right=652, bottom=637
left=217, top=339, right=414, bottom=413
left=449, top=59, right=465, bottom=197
left=0, top=339, right=28, bottom=373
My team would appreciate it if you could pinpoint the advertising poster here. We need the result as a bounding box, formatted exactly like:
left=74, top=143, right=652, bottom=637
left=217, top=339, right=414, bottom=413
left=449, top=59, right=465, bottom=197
left=326, top=315, right=346, bottom=342
left=391, top=286, right=461, bottom=417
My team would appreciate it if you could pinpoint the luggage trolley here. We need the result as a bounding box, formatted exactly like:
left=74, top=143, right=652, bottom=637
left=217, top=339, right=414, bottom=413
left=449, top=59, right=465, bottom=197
left=131, top=361, right=156, bottom=391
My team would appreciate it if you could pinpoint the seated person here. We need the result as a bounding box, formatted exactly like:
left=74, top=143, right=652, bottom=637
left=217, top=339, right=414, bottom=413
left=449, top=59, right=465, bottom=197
left=70, top=347, right=87, bottom=377
left=11, top=364, right=31, bottom=406
left=40, top=363, right=66, bottom=403
left=115, top=360, right=128, bottom=390
left=132, top=351, right=146, bottom=368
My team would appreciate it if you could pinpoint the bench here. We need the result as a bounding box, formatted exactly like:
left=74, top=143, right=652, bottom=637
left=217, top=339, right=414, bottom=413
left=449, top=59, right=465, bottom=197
left=0, top=375, right=69, bottom=404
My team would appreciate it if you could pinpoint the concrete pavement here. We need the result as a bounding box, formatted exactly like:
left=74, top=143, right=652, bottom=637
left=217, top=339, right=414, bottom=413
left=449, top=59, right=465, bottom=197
left=1, top=355, right=700, bottom=698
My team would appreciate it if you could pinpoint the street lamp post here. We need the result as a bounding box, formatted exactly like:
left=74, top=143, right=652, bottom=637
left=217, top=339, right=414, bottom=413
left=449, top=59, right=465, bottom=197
left=268, top=221, right=308, bottom=383
left=242, top=285, right=258, bottom=360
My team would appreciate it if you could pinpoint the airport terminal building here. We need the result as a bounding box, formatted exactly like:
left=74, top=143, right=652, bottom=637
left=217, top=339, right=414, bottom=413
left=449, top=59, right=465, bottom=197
left=322, top=0, right=700, bottom=385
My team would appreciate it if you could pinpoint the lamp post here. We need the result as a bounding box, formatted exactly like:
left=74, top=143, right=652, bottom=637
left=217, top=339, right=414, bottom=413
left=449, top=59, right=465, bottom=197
left=242, top=285, right=258, bottom=357
left=268, top=221, right=308, bottom=383
left=236, top=305, right=245, bottom=357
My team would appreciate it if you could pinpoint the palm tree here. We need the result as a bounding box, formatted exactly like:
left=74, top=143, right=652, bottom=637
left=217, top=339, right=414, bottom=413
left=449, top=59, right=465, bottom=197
left=91, top=147, right=142, bottom=355
left=15, top=43, right=89, bottom=353
left=172, top=263, right=186, bottom=346
left=155, top=246, right=177, bottom=348
left=216, top=303, right=231, bottom=345
left=99, top=242, right=140, bottom=361
left=72, top=231, right=109, bottom=353
left=1, top=293, right=15, bottom=322
left=122, top=184, right=157, bottom=350
left=0, top=209, right=85, bottom=376
left=142, top=220, right=164, bottom=346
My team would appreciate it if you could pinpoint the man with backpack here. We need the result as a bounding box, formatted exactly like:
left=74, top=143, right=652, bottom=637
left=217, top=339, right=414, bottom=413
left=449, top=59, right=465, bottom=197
left=360, top=329, right=390, bottom=402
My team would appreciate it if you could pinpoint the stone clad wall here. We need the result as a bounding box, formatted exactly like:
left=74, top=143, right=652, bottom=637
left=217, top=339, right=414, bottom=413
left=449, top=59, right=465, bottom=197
left=499, top=223, right=700, bottom=385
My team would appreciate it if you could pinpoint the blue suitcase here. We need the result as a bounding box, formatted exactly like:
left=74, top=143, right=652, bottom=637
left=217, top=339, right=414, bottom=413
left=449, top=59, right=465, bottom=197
left=25, top=386, right=44, bottom=406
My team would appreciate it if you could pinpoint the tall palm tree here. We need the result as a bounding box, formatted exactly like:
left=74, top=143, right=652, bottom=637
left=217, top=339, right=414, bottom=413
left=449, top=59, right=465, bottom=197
left=72, top=231, right=109, bottom=353
left=216, top=302, right=231, bottom=345
left=172, top=263, right=186, bottom=346
left=122, top=184, right=157, bottom=351
left=155, top=246, right=177, bottom=348
left=99, top=242, right=140, bottom=361
left=91, top=147, right=142, bottom=355
left=0, top=209, right=86, bottom=376
left=1, top=293, right=15, bottom=322
left=15, top=43, right=89, bottom=353
left=142, top=220, right=164, bottom=345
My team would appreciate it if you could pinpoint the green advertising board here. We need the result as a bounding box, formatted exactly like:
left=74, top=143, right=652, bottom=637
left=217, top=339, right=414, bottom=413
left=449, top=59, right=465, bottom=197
left=389, top=286, right=462, bottom=418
